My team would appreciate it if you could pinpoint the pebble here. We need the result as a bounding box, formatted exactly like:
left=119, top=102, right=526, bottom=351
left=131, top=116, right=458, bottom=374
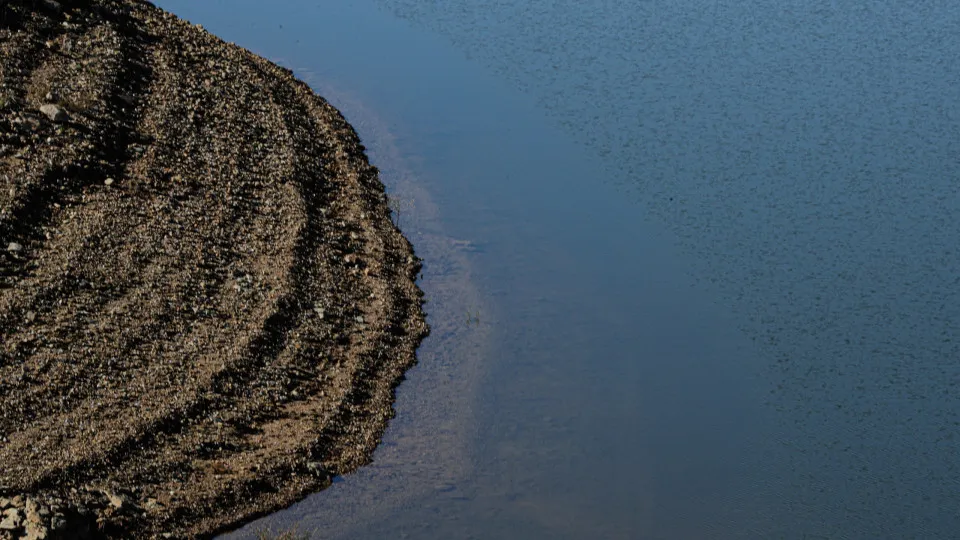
left=103, top=490, right=128, bottom=510
left=104, top=177, right=114, bottom=186
left=24, top=523, right=49, bottom=540
left=39, top=104, right=67, bottom=123
left=24, top=498, right=43, bottom=519
left=48, top=514, right=67, bottom=532
left=6, top=242, right=23, bottom=253
left=0, top=508, right=22, bottom=530
left=305, top=461, right=328, bottom=478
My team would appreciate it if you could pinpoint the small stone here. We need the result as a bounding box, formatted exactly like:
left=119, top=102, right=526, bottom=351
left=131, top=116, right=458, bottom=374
left=355, top=315, right=364, bottom=324
left=6, top=242, right=22, bottom=253
left=39, top=104, right=67, bottom=123
left=313, top=306, right=325, bottom=319
left=104, top=177, right=114, bottom=186
left=103, top=491, right=127, bottom=510
left=48, top=514, right=67, bottom=532
left=23, top=522, right=49, bottom=540
left=24, top=497, right=45, bottom=522
left=306, top=462, right=328, bottom=477
left=0, top=498, right=9, bottom=509
left=0, top=508, right=22, bottom=530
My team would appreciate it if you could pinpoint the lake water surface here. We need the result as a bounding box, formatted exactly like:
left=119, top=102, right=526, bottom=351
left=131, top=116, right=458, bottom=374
left=156, top=1, right=960, bottom=538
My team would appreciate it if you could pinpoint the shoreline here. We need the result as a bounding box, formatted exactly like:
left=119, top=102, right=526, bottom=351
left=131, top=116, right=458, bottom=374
left=225, top=75, right=493, bottom=538
left=0, top=1, right=427, bottom=538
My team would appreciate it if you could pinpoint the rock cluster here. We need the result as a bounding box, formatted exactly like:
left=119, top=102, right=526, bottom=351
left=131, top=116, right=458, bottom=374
left=0, top=496, right=94, bottom=540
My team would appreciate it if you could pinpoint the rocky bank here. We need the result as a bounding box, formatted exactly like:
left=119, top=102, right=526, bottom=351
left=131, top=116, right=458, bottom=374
left=0, top=0, right=428, bottom=537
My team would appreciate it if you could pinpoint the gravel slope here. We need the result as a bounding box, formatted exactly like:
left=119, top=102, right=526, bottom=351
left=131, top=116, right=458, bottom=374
left=0, top=1, right=427, bottom=537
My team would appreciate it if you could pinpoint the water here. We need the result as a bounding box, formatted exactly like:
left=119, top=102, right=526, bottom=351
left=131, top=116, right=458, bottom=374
left=155, top=1, right=960, bottom=538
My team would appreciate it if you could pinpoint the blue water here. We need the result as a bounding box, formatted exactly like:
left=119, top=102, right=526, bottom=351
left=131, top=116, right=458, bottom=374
left=157, top=1, right=960, bottom=538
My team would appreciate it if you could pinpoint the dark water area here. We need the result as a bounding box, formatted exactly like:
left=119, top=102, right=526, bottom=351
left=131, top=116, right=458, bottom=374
left=156, top=0, right=960, bottom=538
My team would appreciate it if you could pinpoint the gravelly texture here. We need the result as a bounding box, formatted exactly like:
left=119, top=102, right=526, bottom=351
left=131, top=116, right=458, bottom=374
left=0, top=1, right=428, bottom=537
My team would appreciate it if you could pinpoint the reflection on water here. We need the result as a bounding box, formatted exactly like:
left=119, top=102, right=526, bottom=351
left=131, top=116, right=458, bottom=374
left=157, top=0, right=960, bottom=538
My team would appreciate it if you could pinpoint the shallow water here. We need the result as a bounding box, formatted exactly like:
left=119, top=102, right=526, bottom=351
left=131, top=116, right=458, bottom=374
left=157, top=1, right=960, bottom=538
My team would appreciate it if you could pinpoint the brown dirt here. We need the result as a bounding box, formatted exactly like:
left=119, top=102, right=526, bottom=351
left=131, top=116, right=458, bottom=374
left=0, top=0, right=428, bottom=538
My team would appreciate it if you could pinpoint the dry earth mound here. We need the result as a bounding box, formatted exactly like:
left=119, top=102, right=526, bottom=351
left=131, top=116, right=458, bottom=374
left=0, top=0, right=427, bottom=537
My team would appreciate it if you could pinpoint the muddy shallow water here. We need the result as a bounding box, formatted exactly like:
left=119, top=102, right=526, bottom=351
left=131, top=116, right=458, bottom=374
left=160, top=1, right=960, bottom=538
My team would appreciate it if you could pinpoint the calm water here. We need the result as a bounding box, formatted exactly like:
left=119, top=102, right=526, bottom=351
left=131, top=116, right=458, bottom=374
left=157, top=1, right=960, bottom=538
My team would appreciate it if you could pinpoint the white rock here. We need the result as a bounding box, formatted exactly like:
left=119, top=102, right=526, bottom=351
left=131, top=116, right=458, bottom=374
left=0, top=508, right=22, bottom=530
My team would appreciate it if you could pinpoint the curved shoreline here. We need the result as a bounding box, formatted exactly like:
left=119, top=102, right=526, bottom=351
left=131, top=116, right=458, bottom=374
left=0, top=1, right=427, bottom=538
left=223, top=76, right=494, bottom=538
